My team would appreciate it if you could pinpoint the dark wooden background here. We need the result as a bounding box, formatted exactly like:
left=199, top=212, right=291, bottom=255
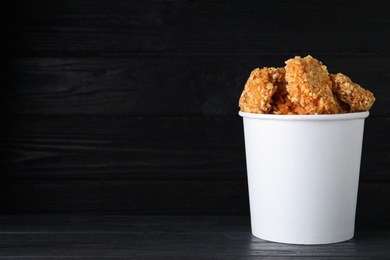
left=2, top=0, right=389, bottom=220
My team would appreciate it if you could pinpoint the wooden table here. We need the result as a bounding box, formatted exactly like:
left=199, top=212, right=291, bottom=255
left=0, top=215, right=389, bottom=259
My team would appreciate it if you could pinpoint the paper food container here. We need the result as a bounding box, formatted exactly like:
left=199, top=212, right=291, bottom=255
left=239, top=111, right=369, bottom=245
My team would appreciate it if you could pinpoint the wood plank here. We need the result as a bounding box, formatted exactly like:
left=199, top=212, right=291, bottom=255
left=0, top=216, right=389, bottom=259
left=1, top=117, right=246, bottom=181
left=0, top=180, right=250, bottom=215
left=1, top=117, right=389, bottom=181
left=8, top=0, right=390, bottom=56
left=360, top=117, right=390, bottom=181
left=3, top=0, right=390, bottom=222
left=5, top=55, right=389, bottom=117
left=0, top=180, right=388, bottom=218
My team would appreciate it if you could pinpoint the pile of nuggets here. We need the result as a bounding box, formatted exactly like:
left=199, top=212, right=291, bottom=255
left=239, top=55, right=375, bottom=115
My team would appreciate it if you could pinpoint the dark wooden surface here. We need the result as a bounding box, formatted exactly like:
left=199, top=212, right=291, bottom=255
left=1, top=116, right=389, bottom=217
left=0, top=215, right=389, bottom=259
left=2, top=0, right=390, bottom=218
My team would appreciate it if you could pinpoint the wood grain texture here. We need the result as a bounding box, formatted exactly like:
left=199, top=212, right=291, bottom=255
left=4, top=55, right=390, bottom=117
left=1, top=117, right=389, bottom=181
left=1, top=117, right=389, bottom=215
left=0, top=177, right=389, bottom=217
left=0, top=216, right=389, bottom=259
left=8, top=0, right=390, bottom=56
left=3, top=0, right=390, bottom=216
left=1, top=117, right=246, bottom=181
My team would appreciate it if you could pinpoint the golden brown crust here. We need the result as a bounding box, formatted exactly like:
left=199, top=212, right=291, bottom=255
left=330, top=73, right=375, bottom=112
left=285, top=55, right=339, bottom=114
left=271, top=84, right=308, bottom=115
left=238, top=67, right=285, bottom=114
left=334, top=94, right=350, bottom=114
left=238, top=56, right=375, bottom=115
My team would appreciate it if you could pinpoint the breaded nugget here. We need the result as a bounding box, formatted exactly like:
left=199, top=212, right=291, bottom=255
left=285, top=55, right=339, bottom=114
left=271, top=83, right=292, bottom=114
left=271, top=84, right=308, bottom=115
left=334, top=95, right=350, bottom=114
left=330, top=73, right=375, bottom=112
left=239, top=67, right=285, bottom=114
left=272, top=99, right=309, bottom=115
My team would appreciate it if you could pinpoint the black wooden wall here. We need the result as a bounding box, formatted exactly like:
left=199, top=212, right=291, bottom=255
left=3, top=0, right=390, bottom=219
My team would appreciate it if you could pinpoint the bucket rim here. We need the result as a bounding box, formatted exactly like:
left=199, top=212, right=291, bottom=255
left=238, top=111, right=369, bottom=121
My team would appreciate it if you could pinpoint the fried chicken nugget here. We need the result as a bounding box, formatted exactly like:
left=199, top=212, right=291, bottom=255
left=239, top=67, right=285, bottom=114
left=271, top=84, right=308, bottom=115
left=285, top=55, right=341, bottom=114
left=330, top=73, right=375, bottom=112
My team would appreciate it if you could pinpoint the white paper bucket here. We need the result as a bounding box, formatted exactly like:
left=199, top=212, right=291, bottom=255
left=239, top=111, right=369, bottom=245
